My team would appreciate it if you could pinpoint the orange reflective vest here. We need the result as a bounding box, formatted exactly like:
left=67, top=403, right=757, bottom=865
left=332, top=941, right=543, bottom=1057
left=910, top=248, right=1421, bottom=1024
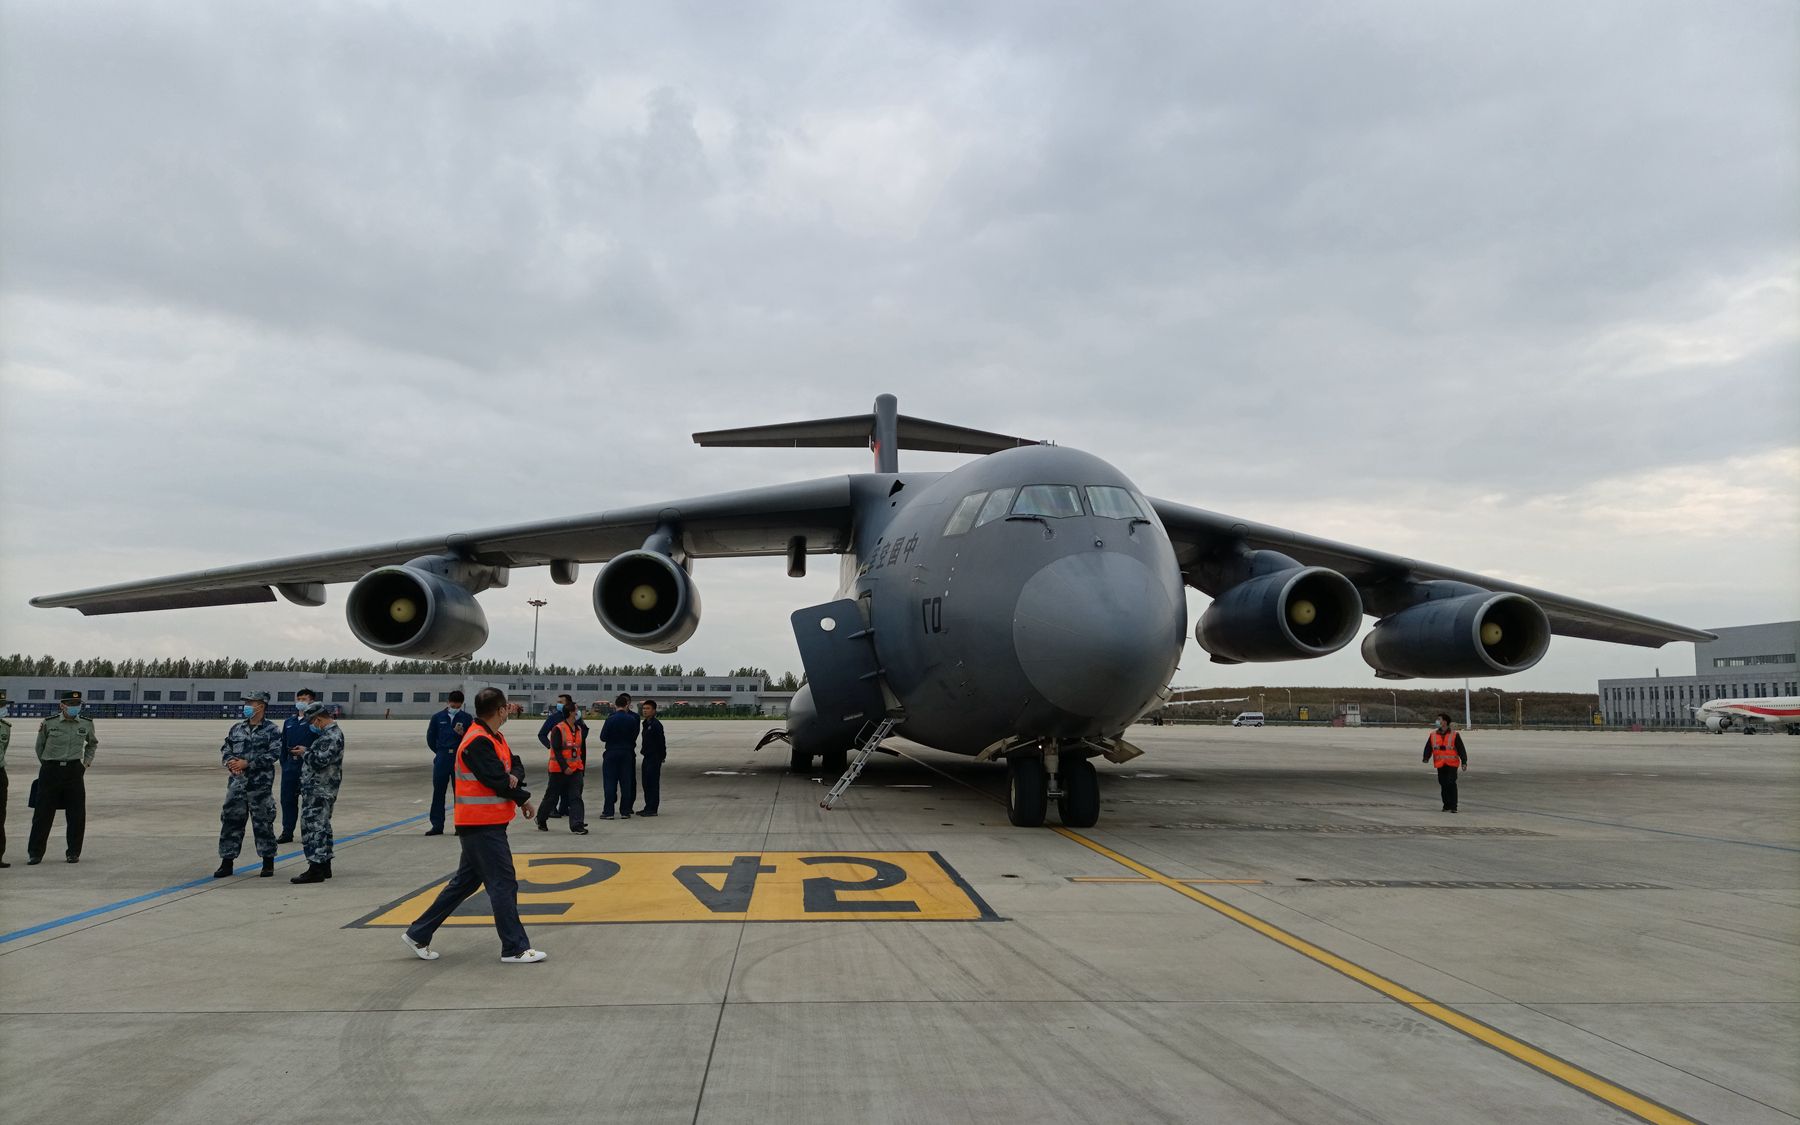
left=548, top=719, right=586, bottom=774
left=1429, top=729, right=1461, bottom=768
left=453, top=724, right=517, bottom=827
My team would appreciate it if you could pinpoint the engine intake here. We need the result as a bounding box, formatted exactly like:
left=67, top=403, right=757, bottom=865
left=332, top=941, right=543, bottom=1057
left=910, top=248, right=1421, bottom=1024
left=594, top=550, right=701, bottom=653
left=346, top=566, right=490, bottom=659
left=1361, top=591, right=1550, bottom=679
left=1196, top=566, right=1362, bottom=663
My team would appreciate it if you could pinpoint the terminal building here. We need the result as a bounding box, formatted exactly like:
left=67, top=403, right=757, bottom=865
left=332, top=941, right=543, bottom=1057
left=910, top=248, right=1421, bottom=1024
left=1598, top=620, right=1799, bottom=728
left=0, top=670, right=793, bottom=721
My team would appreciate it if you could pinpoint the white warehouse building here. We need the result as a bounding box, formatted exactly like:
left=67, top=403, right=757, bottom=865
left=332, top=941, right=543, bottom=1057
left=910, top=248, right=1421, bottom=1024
left=1598, top=620, right=1799, bottom=728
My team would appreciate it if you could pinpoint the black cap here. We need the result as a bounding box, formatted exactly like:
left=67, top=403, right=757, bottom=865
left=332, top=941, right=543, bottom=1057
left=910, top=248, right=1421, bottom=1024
left=60, top=691, right=82, bottom=705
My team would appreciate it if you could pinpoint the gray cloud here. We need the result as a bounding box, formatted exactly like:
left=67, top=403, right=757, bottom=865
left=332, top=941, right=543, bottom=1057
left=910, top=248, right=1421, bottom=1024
left=1, top=0, right=1795, bottom=687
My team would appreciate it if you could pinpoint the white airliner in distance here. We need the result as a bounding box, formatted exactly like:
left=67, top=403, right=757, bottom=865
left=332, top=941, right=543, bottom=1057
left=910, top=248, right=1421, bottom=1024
left=1693, top=696, right=1800, bottom=734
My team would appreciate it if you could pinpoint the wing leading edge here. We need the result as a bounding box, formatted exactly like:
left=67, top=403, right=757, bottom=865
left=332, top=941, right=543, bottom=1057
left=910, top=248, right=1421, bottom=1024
left=32, top=477, right=858, bottom=617
left=1151, top=498, right=1713, bottom=648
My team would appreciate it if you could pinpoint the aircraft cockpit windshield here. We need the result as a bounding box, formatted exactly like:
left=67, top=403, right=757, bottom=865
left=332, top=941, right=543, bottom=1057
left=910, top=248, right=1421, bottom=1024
left=1012, top=485, right=1083, bottom=518
left=1085, top=486, right=1146, bottom=519
left=944, top=484, right=1148, bottom=535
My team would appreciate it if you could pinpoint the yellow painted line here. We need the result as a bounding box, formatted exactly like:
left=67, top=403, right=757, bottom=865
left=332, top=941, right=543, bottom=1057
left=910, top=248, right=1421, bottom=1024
left=353, top=851, right=997, bottom=926
left=1052, top=827, right=1699, bottom=1125
left=1068, top=876, right=1267, bottom=885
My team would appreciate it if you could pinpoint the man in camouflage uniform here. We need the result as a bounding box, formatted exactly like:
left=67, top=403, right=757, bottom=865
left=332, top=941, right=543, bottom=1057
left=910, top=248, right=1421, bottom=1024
left=289, top=702, right=344, bottom=885
left=213, top=690, right=284, bottom=879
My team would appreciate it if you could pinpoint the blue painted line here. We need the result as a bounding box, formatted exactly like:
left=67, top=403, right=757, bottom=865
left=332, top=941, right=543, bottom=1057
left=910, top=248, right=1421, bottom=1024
left=0, top=812, right=431, bottom=945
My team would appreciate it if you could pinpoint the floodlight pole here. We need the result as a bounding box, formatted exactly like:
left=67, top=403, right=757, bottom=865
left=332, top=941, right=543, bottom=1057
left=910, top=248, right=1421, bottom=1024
left=1463, top=678, right=1471, bottom=728
left=1388, top=690, right=1397, bottom=725
left=1488, top=689, right=1502, bottom=728
left=528, top=598, right=547, bottom=672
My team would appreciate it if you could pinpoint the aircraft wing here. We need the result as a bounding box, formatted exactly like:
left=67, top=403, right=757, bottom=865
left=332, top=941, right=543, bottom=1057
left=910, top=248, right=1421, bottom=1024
left=1150, top=498, right=1713, bottom=648
left=32, top=477, right=857, bottom=617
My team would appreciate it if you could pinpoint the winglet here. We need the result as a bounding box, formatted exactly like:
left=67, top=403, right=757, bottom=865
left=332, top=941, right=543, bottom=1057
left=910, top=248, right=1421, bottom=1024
left=693, top=395, right=1042, bottom=473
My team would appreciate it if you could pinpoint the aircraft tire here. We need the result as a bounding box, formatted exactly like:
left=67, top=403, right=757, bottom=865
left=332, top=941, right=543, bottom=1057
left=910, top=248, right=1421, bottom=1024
left=1007, top=757, right=1048, bottom=828
left=790, top=745, right=813, bottom=773
left=1057, top=758, right=1099, bottom=828
left=822, top=747, right=849, bottom=773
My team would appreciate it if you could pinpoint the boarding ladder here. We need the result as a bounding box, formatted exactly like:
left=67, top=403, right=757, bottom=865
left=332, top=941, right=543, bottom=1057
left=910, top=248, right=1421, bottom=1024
left=819, top=716, right=901, bottom=811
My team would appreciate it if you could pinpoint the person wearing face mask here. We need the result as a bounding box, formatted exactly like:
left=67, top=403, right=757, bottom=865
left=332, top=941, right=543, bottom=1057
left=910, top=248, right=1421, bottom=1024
left=535, top=694, right=586, bottom=819
left=213, top=690, right=285, bottom=878
left=424, top=690, right=472, bottom=836
left=0, top=690, right=13, bottom=868
left=401, top=687, right=546, bottom=964
left=28, top=691, right=98, bottom=865
left=1422, top=712, right=1469, bottom=813
left=277, top=687, right=320, bottom=843
left=289, top=702, right=345, bottom=885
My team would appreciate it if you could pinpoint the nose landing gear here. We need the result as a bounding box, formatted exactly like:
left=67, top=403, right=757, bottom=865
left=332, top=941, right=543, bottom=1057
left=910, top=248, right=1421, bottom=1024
left=1004, top=743, right=1101, bottom=828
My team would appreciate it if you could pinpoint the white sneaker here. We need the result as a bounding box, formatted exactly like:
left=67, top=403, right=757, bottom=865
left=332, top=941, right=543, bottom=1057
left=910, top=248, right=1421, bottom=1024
left=500, top=948, right=547, bottom=964
left=401, top=933, right=439, bottom=961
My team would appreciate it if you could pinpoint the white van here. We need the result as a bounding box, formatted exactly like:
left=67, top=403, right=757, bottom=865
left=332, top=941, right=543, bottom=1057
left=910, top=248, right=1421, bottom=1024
left=1232, top=711, right=1265, bottom=727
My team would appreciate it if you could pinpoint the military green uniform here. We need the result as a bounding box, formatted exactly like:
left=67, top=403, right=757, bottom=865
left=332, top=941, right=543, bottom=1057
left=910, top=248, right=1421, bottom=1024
left=31, top=709, right=98, bottom=863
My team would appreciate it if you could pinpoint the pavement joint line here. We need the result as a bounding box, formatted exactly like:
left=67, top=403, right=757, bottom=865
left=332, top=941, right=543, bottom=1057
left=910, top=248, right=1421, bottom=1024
left=1516, top=999, right=1796, bottom=1119
left=1328, top=779, right=1800, bottom=853
left=0, top=812, right=430, bottom=946
left=1067, top=876, right=1268, bottom=884
left=1050, top=825, right=1703, bottom=1125
left=688, top=755, right=784, bottom=1125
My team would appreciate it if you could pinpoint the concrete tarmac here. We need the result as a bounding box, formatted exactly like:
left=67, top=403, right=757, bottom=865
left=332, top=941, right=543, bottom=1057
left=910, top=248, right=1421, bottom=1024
left=1, top=720, right=1795, bottom=1124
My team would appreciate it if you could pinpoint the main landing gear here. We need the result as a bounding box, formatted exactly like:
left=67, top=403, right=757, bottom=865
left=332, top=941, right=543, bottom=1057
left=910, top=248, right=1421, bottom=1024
left=1005, top=746, right=1100, bottom=829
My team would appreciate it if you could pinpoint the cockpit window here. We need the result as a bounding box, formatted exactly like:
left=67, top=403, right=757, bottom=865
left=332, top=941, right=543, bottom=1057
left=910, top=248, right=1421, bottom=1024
left=1086, top=486, right=1146, bottom=520
left=943, top=491, right=987, bottom=536
left=975, top=488, right=1016, bottom=527
left=1012, top=485, right=1085, bottom=519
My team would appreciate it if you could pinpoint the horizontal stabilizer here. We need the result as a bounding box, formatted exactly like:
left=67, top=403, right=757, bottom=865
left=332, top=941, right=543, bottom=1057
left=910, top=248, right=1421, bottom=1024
left=693, top=413, right=1039, bottom=457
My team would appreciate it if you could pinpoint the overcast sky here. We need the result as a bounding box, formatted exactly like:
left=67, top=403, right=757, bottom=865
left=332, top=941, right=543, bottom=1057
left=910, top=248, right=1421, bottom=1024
left=2, top=1, right=1795, bottom=691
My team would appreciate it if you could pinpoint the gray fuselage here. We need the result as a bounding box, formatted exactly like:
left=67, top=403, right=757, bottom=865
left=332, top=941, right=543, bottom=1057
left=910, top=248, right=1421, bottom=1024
left=825, top=445, right=1186, bottom=756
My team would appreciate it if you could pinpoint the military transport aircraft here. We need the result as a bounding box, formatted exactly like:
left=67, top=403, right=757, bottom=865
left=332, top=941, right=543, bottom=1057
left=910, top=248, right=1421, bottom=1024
left=32, top=394, right=1713, bottom=828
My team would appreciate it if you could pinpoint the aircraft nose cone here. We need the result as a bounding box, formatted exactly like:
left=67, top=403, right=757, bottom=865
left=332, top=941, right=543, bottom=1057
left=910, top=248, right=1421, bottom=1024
left=1013, top=552, right=1182, bottom=720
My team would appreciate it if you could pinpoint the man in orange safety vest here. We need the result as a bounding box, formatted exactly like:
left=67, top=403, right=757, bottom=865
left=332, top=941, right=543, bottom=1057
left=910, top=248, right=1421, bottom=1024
left=1421, top=712, right=1469, bottom=813
left=402, top=687, right=547, bottom=964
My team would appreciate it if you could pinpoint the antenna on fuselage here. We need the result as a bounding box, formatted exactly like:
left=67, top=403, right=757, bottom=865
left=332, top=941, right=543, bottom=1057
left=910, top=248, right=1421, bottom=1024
left=691, top=394, right=1044, bottom=473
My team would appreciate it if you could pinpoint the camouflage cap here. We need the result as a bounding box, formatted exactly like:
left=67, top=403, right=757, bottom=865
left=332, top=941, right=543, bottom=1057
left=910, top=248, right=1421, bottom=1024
left=300, top=701, right=330, bottom=721
left=241, top=690, right=272, bottom=703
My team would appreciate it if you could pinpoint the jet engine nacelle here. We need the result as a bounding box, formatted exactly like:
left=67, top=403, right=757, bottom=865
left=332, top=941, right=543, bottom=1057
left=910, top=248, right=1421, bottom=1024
left=1196, top=566, right=1363, bottom=663
left=1704, top=714, right=1730, bottom=733
left=346, top=565, right=490, bottom=659
left=593, top=550, right=701, bottom=653
left=1361, top=590, right=1551, bottom=679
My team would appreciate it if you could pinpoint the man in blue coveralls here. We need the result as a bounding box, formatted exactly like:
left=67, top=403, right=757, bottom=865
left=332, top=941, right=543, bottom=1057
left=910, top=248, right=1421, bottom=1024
left=423, top=690, right=472, bottom=836
left=597, top=693, right=639, bottom=821
left=277, top=687, right=318, bottom=843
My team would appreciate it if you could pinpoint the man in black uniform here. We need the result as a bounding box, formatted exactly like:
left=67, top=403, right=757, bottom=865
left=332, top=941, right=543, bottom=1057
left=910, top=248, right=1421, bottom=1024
left=636, top=699, right=666, bottom=817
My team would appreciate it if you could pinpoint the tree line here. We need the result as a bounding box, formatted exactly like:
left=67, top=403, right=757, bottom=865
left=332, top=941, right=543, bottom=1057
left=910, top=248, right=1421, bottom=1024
left=0, top=653, right=802, bottom=690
